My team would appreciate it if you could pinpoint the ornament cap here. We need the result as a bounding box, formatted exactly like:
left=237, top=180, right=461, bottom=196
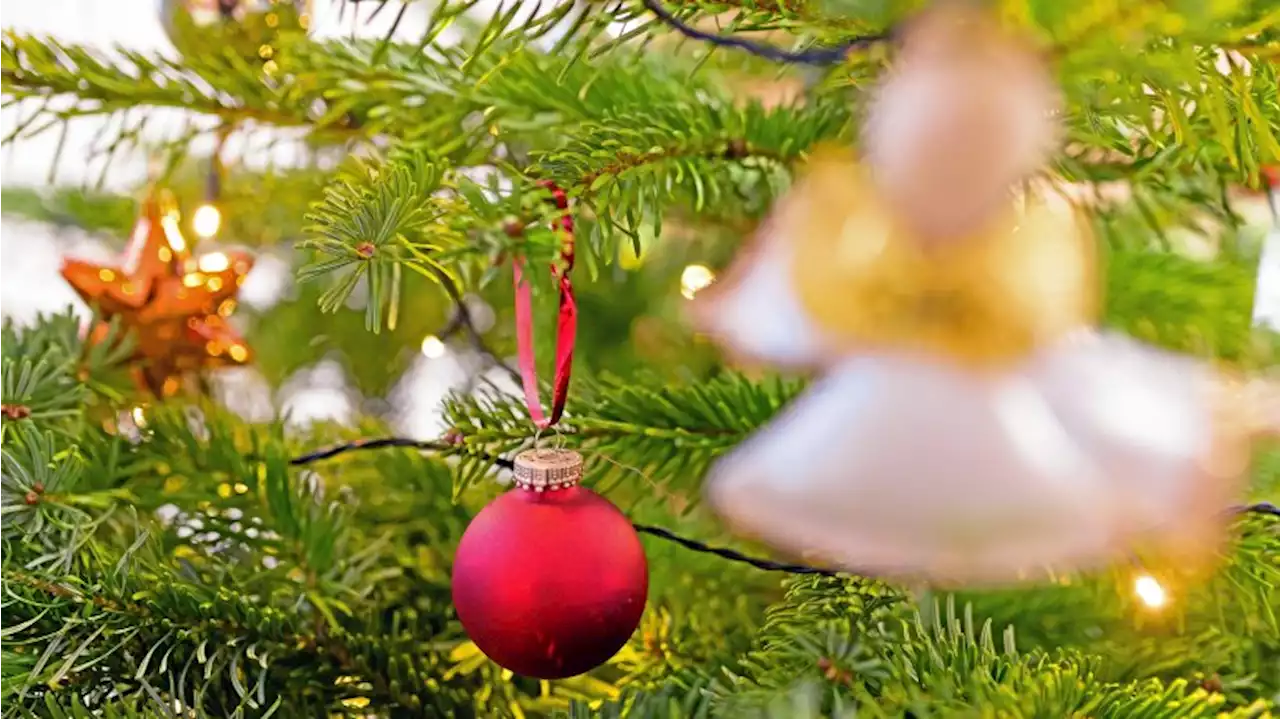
left=513, top=448, right=583, bottom=492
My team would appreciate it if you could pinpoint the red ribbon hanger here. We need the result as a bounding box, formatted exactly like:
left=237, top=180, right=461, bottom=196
left=512, top=181, right=577, bottom=429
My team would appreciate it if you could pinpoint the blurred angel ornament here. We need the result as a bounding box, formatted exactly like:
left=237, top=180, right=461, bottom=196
left=862, top=1, right=1060, bottom=243
left=693, top=3, right=1278, bottom=586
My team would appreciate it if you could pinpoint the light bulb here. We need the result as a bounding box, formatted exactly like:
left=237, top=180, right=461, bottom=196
left=160, top=216, right=187, bottom=252
left=681, top=264, right=716, bottom=300
left=197, top=252, right=230, bottom=273
left=421, top=335, right=447, bottom=359
left=192, top=204, right=222, bottom=239
left=1134, top=575, right=1167, bottom=609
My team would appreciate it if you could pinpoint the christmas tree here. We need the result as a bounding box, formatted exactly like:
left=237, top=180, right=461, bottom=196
left=2, top=1, right=1279, bottom=717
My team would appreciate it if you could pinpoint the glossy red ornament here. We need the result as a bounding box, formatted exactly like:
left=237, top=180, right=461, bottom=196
left=452, top=449, right=648, bottom=679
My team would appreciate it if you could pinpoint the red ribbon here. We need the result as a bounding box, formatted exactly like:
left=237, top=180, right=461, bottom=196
left=513, top=181, right=577, bottom=428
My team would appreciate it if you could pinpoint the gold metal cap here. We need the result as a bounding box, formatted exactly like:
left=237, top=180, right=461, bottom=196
left=513, top=448, right=583, bottom=491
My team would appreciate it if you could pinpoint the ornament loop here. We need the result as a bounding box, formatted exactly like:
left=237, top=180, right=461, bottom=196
left=513, top=182, right=577, bottom=430
left=549, top=424, right=566, bottom=450
left=512, top=448, right=583, bottom=492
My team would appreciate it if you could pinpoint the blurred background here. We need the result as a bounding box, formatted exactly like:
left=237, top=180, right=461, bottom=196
left=1, top=0, right=730, bottom=438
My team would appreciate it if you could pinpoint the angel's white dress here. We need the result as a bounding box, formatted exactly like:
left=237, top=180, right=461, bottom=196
left=693, top=175, right=1259, bottom=585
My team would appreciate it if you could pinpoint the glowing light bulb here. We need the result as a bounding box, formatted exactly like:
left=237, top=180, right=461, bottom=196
left=1134, top=575, right=1167, bottom=609
left=197, top=252, right=230, bottom=273
left=681, top=264, right=716, bottom=300
left=421, top=335, right=447, bottom=359
left=192, top=204, right=222, bottom=239
left=160, top=216, right=187, bottom=252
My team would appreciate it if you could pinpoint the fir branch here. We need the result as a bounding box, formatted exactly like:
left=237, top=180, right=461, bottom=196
left=443, top=372, right=802, bottom=498
left=0, top=187, right=137, bottom=235
left=1, top=32, right=486, bottom=183
left=2, top=34, right=367, bottom=140
left=11, top=694, right=171, bottom=719
left=711, top=587, right=1274, bottom=718
left=302, top=99, right=848, bottom=310
left=0, top=426, right=134, bottom=545
left=119, top=406, right=371, bottom=595
left=299, top=151, right=472, bottom=333
left=2, top=557, right=462, bottom=715
left=1103, top=247, right=1275, bottom=365
left=948, top=508, right=1280, bottom=701
left=534, top=100, right=850, bottom=254
left=1, top=310, right=133, bottom=430
left=639, top=0, right=892, bottom=65
left=565, top=678, right=717, bottom=718
left=0, top=404, right=484, bottom=715
left=1, top=168, right=334, bottom=251
left=1, top=2, right=631, bottom=158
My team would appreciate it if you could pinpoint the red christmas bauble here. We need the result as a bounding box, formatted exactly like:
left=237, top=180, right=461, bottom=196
left=452, top=449, right=648, bottom=679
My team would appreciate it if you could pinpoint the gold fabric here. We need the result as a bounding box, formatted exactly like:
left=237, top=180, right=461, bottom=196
left=785, top=147, right=1097, bottom=366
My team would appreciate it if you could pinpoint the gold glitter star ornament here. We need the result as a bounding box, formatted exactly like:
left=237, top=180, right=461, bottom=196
left=61, top=190, right=254, bottom=397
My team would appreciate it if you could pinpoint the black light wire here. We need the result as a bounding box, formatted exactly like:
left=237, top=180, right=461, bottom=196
left=290, top=436, right=1279, bottom=577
